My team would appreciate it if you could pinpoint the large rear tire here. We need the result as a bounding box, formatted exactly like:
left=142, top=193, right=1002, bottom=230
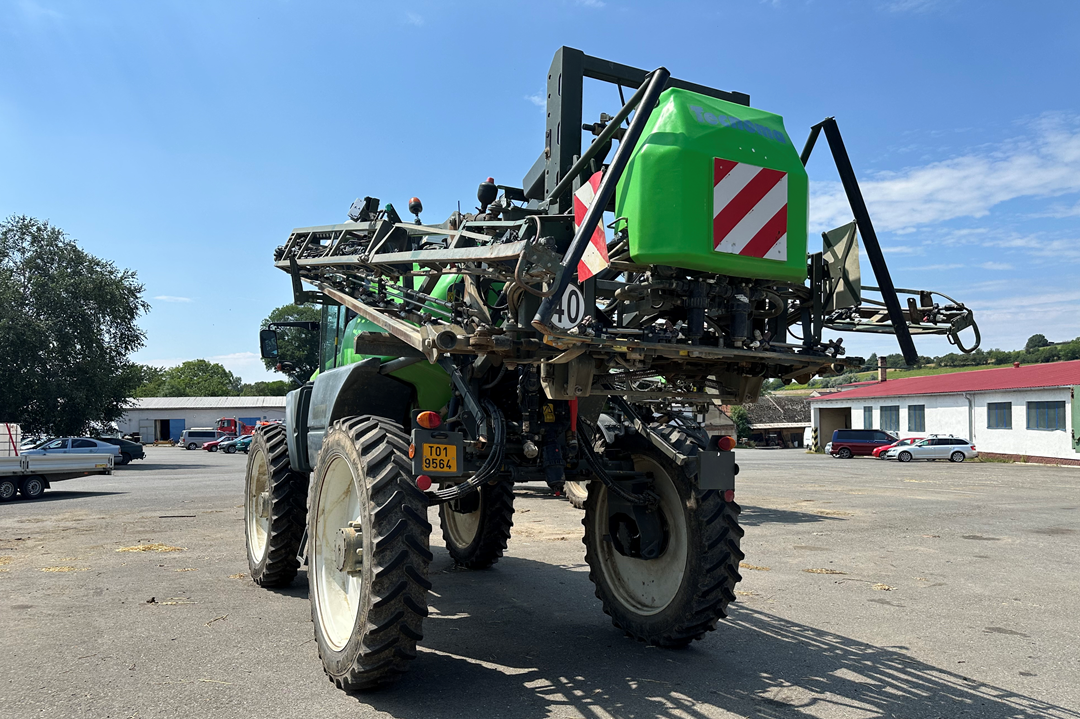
left=439, top=480, right=514, bottom=569
left=245, top=425, right=308, bottom=587
left=583, top=435, right=743, bottom=647
left=308, top=416, right=431, bottom=691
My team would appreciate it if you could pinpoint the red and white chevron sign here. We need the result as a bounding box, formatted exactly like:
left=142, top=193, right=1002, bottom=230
left=573, top=171, right=610, bottom=281
left=713, top=158, right=788, bottom=261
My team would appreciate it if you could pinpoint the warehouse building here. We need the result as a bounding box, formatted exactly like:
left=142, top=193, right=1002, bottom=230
left=116, top=397, right=286, bottom=443
left=808, top=361, right=1080, bottom=463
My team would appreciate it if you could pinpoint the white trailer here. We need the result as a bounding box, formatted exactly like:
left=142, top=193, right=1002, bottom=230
left=0, top=453, right=114, bottom=501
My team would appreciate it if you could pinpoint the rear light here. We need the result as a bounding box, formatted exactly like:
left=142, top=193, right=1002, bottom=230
left=416, top=474, right=432, bottom=491
left=416, top=411, right=441, bottom=429
left=971, top=446, right=976, bottom=451
left=723, top=489, right=735, bottom=502
left=717, top=435, right=736, bottom=452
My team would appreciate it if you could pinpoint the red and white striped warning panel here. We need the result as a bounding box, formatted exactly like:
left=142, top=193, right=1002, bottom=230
left=573, top=171, right=610, bottom=281
left=713, top=158, right=788, bottom=262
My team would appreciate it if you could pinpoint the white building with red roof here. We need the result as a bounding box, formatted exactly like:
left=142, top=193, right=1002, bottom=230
left=808, top=361, right=1080, bottom=464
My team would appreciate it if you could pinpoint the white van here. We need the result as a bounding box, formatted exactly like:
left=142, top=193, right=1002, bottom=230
left=180, top=428, right=226, bottom=449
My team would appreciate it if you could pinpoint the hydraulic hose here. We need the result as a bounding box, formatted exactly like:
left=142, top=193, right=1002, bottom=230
left=426, top=400, right=506, bottom=503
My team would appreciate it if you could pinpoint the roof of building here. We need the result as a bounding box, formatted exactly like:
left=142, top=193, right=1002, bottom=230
left=809, top=361, right=1080, bottom=401
left=126, top=397, right=287, bottom=410
left=750, top=421, right=811, bottom=430
left=745, top=395, right=810, bottom=424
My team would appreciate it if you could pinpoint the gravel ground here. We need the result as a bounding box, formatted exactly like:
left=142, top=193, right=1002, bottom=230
left=1, top=445, right=1078, bottom=719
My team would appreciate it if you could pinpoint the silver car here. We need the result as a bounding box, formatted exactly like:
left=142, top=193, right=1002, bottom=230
left=885, top=435, right=978, bottom=463
left=21, top=437, right=122, bottom=459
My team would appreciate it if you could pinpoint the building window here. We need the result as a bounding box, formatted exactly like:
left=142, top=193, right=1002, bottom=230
left=880, top=405, right=900, bottom=432
left=987, top=402, right=1012, bottom=429
left=1027, top=401, right=1066, bottom=431
left=908, top=405, right=925, bottom=432
left=864, top=406, right=873, bottom=429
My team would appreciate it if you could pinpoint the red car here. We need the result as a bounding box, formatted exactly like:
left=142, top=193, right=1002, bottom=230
left=872, top=436, right=924, bottom=459
left=202, top=436, right=237, bottom=452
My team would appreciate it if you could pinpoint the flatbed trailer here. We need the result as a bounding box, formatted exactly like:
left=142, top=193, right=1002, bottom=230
left=0, top=454, right=114, bottom=501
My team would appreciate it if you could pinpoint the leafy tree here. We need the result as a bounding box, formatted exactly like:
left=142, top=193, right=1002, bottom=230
left=1025, top=334, right=1050, bottom=351
left=132, top=364, right=167, bottom=397
left=730, top=405, right=751, bottom=440
left=862, top=353, right=878, bottom=371
left=885, top=353, right=908, bottom=369
left=240, top=380, right=293, bottom=396
left=261, top=303, right=320, bottom=381
left=137, top=360, right=241, bottom=397
left=0, top=216, right=148, bottom=435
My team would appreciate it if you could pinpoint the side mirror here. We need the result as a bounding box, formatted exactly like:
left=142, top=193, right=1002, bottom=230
left=259, top=329, right=279, bottom=360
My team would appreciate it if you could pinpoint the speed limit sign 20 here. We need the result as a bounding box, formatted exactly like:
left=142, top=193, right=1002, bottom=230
left=551, top=283, right=585, bottom=330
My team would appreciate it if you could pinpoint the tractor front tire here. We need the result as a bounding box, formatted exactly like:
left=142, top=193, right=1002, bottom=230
left=564, top=480, right=590, bottom=509
left=439, top=480, right=514, bottom=569
left=308, top=416, right=432, bottom=692
left=583, top=437, right=744, bottom=647
left=245, top=425, right=308, bottom=587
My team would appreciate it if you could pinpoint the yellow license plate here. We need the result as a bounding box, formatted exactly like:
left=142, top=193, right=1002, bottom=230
left=422, top=443, right=457, bottom=473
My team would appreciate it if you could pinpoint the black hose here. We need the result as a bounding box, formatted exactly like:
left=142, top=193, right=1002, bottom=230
left=426, top=400, right=506, bottom=503
left=577, top=419, right=656, bottom=507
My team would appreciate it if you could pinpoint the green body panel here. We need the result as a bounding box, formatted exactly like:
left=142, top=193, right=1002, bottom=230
left=616, top=87, right=809, bottom=284
left=317, top=272, right=458, bottom=411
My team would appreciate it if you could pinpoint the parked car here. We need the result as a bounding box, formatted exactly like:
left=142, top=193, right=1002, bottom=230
left=219, top=435, right=253, bottom=454
left=21, top=437, right=122, bottom=461
left=202, top=436, right=237, bottom=452
left=885, top=435, right=978, bottom=463
left=19, top=436, right=51, bottom=451
left=180, top=429, right=226, bottom=450
left=96, top=437, right=146, bottom=465
left=872, top=436, right=924, bottom=459
left=826, top=429, right=898, bottom=458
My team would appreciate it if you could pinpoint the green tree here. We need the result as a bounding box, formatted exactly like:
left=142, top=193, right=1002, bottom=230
left=261, top=303, right=320, bottom=381
left=240, top=380, right=293, bottom=396
left=1025, top=334, right=1050, bottom=351
left=132, top=364, right=167, bottom=397
left=862, top=353, right=879, bottom=371
left=730, top=406, right=751, bottom=440
left=0, top=216, right=149, bottom=435
left=137, top=360, right=242, bottom=397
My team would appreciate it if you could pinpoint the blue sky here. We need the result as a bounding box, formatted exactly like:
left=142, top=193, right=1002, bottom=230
left=2, top=0, right=1079, bottom=380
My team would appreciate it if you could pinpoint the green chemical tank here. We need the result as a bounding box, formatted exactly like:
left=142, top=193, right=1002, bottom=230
left=616, top=87, right=808, bottom=284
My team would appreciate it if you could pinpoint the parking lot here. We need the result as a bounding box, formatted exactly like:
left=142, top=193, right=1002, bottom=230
left=1, top=447, right=1078, bottom=719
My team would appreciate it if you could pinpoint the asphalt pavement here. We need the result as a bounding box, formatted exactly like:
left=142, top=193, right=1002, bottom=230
left=1, top=446, right=1078, bottom=719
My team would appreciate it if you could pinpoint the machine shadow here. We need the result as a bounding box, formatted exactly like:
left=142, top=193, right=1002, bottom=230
left=5, top=490, right=127, bottom=504
left=116, top=463, right=215, bottom=471
left=739, top=504, right=846, bottom=526
left=359, top=554, right=1077, bottom=719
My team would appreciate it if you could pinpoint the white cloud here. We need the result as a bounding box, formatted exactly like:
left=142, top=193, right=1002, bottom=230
left=19, top=0, right=63, bottom=21
left=880, top=0, right=942, bottom=12
left=977, top=262, right=1012, bottom=270
left=154, top=295, right=193, bottom=303
left=811, top=114, right=1080, bottom=233
left=525, top=92, right=546, bottom=108
left=207, top=351, right=276, bottom=382
left=404, top=11, right=424, bottom=26
left=881, top=245, right=924, bottom=255
left=576, top=0, right=605, bottom=7
left=1042, top=199, right=1080, bottom=218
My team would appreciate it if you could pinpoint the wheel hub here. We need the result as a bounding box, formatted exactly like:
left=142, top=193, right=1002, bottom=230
left=335, top=523, right=363, bottom=573
left=255, top=491, right=270, bottom=519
